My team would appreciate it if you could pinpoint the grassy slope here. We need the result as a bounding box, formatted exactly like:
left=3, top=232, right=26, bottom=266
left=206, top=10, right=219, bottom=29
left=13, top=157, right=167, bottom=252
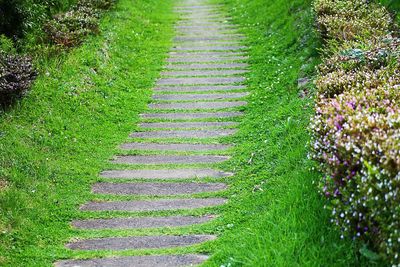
left=204, top=0, right=368, bottom=266
left=0, top=0, right=175, bottom=265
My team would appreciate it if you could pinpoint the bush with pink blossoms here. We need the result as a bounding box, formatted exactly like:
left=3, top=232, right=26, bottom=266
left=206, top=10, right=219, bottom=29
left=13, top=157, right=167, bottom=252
left=311, top=0, right=400, bottom=265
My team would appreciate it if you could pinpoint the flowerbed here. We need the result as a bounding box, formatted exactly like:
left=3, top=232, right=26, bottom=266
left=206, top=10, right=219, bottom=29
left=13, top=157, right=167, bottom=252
left=310, top=0, right=400, bottom=265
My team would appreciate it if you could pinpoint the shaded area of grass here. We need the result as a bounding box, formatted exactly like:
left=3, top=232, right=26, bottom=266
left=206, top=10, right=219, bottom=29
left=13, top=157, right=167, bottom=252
left=204, top=0, right=369, bottom=266
left=0, top=0, right=176, bottom=265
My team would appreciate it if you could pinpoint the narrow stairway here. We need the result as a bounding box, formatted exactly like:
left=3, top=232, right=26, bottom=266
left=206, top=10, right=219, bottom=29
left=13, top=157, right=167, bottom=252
left=56, top=0, right=248, bottom=266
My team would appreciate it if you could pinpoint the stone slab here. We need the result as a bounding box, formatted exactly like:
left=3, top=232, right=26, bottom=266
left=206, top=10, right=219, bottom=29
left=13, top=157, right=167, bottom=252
left=148, top=101, right=247, bottom=110
left=139, top=121, right=237, bottom=128
left=80, top=198, right=227, bottom=211
left=176, top=24, right=235, bottom=28
left=91, top=182, right=227, bottom=195
left=174, top=36, right=244, bottom=42
left=100, top=169, right=233, bottom=179
left=112, top=155, right=230, bottom=165
left=166, top=63, right=248, bottom=70
left=161, top=70, right=247, bottom=77
left=140, top=111, right=243, bottom=119
left=56, top=254, right=208, bottom=267
left=72, top=215, right=214, bottom=230
left=171, top=46, right=245, bottom=51
left=169, top=51, right=244, bottom=57
left=154, top=85, right=246, bottom=92
left=120, top=142, right=232, bottom=151
left=167, top=56, right=248, bottom=63
left=152, top=93, right=248, bottom=101
left=157, top=77, right=244, bottom=85
left=129, top=129, right=237, bottom=138
left=66, top=235, right=216, bottom=251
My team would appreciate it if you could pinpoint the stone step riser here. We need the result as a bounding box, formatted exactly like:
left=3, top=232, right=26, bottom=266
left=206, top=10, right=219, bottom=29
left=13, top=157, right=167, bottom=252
left=66, top=235, right=216, bottom=251
left=112, top=155, right=230, bottom=165
left=100, top=169, right=233, bottom=179
left=80, top=198, right=227, bottom=212
left=56, top=255, right=209, bottom=267
left=91, top=182, right=227, bottom=195
left=119, top=143, right=231, bottom=152
left=130, top=129, right=237, bottom=139
left=140, top=111, right=243, bottom=119
left=161, top=70, right=248, bottom=77
left=72, top=216, right=214, bottom=230
left=148, top=101, right=247, bottom=110
left=152, top=93, right=248, bottom=101
left=139, top=121, right=237, bottom=128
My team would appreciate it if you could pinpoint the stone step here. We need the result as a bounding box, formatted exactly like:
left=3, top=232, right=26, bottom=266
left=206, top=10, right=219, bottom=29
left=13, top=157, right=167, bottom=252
left=139, top=121, right=237, bottom=128
left=154, top=85, right=246, bottom=92
left=174, top=36, right=244, bottom=42
left=56, top=254, right=208, bottom=267
left=169, top=51, right=244, bottom=57
left=140, top=111, right=243, bottom=119
left=176, top=25, right=237, bottom=29
left=177, top=30, right=237, bottom=36
left=171, top=46, right=245, bottom=51
left=129, top=129, right=237, bottom=138
left=100, top=169, right=232, bottom=179
left=161, top=69, right=247, bottom=77
left=152, top=93, right=248, bottom=101
left=80, top=198, right=227, bottom=211
left=112, top=155, right=230, bottom=165
left=72, top=215, right=214, bottom=229
left=92, top=182, right=227, bottom=195
left=148, top=101, right=247, bottom=110
left=167, top=55, right=247, bottom=63
left=121, top=142, right=231, bottom=151
left=66, top=235, right=216, bottom=251
left=166, top=62, right=247, bottom=68
left=157, top=77, right=244, bottom=86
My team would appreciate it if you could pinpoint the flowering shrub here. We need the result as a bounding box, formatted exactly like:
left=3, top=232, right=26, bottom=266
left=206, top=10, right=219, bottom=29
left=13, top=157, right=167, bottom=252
left=45, top=0, right=115, bottom=47
left=311, top=0, right=400, bottom=265
left=45, top=7, right=99, bottom=47
left=314, top=0, right=392, bottom=41
left=0, top=53, right=37, bottom=106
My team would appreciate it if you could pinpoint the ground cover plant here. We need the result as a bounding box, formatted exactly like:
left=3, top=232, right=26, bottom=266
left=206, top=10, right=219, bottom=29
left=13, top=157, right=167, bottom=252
left=310, top=0, right=400, bottom=265
left=0, top=0, right=175, bottom=265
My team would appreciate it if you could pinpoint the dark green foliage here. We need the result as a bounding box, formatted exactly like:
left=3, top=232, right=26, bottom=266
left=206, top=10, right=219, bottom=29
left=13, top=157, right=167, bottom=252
left=0, top=0, right=76, bottom=39
left=0, top=53, right=37, bottom=107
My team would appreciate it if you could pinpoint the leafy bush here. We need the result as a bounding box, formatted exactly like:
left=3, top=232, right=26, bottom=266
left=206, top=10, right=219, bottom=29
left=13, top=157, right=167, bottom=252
left=0, top=0, right=76, bottom=39
left=44, top=0, right=115, bottom=47
left=44, top=7, right=99, bottom=47
left=311, top=0, right=400, bottom=265
left=0, top=53, right=37, bottom=107
left=314, top=0, right=392, bottom=41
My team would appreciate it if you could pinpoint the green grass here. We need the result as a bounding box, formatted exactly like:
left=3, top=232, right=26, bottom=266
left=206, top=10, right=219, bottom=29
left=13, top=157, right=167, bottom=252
left=0, top=0, right=374, bottom=266
left=0, top=0, right=176, bottom=265
left=202, top=0, right=370, bottom=266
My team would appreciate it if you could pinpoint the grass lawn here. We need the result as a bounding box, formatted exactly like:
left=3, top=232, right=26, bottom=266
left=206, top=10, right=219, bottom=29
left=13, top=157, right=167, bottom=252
left=0, top=0, right=176, bottom=265
left=0, top=0, right=374, bottom=266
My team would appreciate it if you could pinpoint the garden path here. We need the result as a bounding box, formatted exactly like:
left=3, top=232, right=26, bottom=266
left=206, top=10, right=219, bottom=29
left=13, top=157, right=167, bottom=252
left=56, top=0, right=248, bottom=266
